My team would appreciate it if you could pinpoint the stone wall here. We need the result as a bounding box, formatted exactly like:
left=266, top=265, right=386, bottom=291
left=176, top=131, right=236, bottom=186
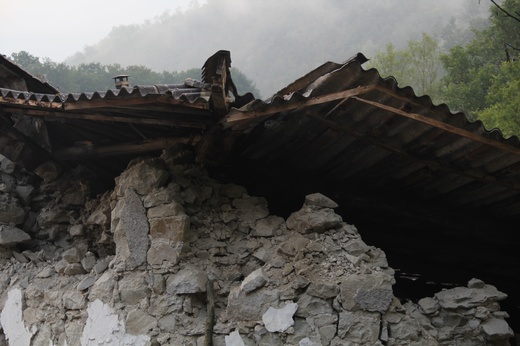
left=0, top=151, right=515, bottom=345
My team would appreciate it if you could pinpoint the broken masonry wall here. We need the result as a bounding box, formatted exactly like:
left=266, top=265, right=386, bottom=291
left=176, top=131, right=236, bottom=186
left=0, top=152, right=515, bottom=346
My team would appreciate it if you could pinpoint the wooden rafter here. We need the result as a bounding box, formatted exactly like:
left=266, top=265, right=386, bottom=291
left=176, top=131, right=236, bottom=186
left=54, top=135, right=201, bottom=160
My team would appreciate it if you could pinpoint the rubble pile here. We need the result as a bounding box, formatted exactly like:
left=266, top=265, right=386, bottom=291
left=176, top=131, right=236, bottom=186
left=0, top=150, right=514, bottom=345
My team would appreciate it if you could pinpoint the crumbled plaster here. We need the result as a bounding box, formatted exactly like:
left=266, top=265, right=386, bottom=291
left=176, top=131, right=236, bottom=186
left=0, top=289, right=36, bottom=346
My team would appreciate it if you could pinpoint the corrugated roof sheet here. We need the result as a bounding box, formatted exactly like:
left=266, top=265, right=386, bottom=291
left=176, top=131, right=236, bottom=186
left=220, top=57, right=520, bottom=220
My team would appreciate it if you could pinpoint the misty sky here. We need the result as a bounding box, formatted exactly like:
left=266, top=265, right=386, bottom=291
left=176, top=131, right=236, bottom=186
left=0, top=0, right=206, bottom=61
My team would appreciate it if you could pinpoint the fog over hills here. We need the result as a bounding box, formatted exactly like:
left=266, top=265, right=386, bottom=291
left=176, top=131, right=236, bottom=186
left=66, top=0, right=490, bottom=97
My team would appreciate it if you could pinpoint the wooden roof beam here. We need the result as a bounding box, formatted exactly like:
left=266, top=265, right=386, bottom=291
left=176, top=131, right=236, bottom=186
left=351, top=96, right=520, bottom=157
left=53, top=135, right=201, bottom=160
left=223, top=85, right=377, bottom=127
left=2, top=108, right=209, bottom=129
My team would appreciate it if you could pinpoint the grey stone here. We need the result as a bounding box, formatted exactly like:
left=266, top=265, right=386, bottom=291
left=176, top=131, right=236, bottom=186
left=355, top=288, right=394, bottom=313
left=77, top=276, right=96, bottom=290
left=286, top=207, right=342, bottom=234
left=278, top=234, right=310, bottom=256
left=119, top=271, right=151, bottom=305
left=220, top=184, right=247, bottom=199
left=418, top=297, right=439, bottom=315
left=126, top=309, right=157, bottom=335
left=481, top=318, right=513, bottom=341
left=88, top=271, right=116, bottom=302
left=64, top=263, right=87, bottom=275
left=15, top=185, right=35, bottom=205
left=342, top=239, right=370, bottom=256
left=143, top=187, right=175, bottom=208
left=227, top=285, right=279, bottom=321
left=304, top=193, right=338, bottom=208
left=0, top=225, right=30, bottom=245
left=337, top=310, right=380, bottom=343
left=147, top=202, right=185, bottom=219
left=166, top=266, right=207, bottom=294
left=388, top=316, right=421, bottom=341
left=307, top=282, right=339, bottom=299
left=86, top=206, right=111, bottom=229
left=111, top=189, right=149, bottom=271
left=241, top=268, right=268, bottom=293
left=36, top=267, right=55, bottom=278
left=252, top=216, right=284, bottom=237
left=62, top=247, right=81, bottom=263
left=116, top=158, right=169, bottom=196
left=81, top=252, right=97, bottom=272
left=69, top=224, right=85, bottom=237
left=434, top=284, right=508, bottom=309
left=339, top=271, right=394, bottom=313
left=93, top=257, right=110, bottom=275
left=232, top=196, right=270, bottom=221
left=225, top=330, right=246, bottom=346
left=467, top=278, right=485, bottom=289
left=149, top=294, right=183, bottom=316
left=34, top=160, right=62, bottom=183
left=0, top=156, right=15, bottom=174
left=147, top=238, right=184, bottom=267
left=262, top=302, right=298, bottom=332
left=63, top=290, right=86, bottom=310
left=149, top=214, right=189, bottom=241
left=295, top=294, right=332, bottom=318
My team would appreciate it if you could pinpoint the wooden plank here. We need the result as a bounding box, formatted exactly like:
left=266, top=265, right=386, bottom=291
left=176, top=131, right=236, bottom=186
left=53, top=135, right=201, bottom=160
left=352, top=96, right=520, bottom=157
left=223, top=85, right=377, bottom=126
left=0, top=95, right=62, bottom=109
left=305, top=112, right=520, bottom=191
left=63, top=96, right=206, bottom=110
left=2, top=108, right=209, bottom=129
left=0, top=114, right=54, bottom=170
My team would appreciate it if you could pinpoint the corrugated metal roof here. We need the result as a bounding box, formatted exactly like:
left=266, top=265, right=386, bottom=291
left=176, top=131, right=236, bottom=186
left=219, top=56, right=520, bottom=220
left=0, top=55, right=59, bottom=94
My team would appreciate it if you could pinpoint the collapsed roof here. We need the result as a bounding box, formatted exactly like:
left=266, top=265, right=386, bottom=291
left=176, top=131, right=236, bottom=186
left=1, top=51, right=519, bottom=310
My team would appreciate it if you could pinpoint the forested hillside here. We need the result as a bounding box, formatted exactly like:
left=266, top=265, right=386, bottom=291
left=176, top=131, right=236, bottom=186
left=62, top=0, right=489, bottom=97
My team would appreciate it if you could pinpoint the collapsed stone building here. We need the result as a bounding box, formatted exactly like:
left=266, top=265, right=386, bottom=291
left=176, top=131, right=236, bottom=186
left=0, top=51, right=518, bottom=345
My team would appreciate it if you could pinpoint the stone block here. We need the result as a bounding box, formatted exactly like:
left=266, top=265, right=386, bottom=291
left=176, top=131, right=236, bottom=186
left=262, top=302, right=298, bottom=332
left=149, top=215, right=189, bottom=241
left=111, top=189, right=149, bottom=271
left=241, top=268, right=268, bottom=293
left=0, top=225, right=30, bottom=246
left=166, top=266, right=207, bottom=295
left=286, top=207, right=342, bottom=234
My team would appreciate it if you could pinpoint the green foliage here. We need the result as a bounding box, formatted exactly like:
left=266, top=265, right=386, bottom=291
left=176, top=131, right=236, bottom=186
left=440, top=0, right=520, bottom=133
left=7, top=52, right=260, bottom=97
left=477, top=61, right=520, bottom=137
left=368, top=34, right=442, bottom=101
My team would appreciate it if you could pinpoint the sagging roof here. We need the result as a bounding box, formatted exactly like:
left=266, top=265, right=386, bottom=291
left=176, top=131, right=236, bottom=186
left=216, top=54, right=520, bottom=222
left=1, top=51, right=520, bottom=224
left=0, top=54, right=58, bottom=94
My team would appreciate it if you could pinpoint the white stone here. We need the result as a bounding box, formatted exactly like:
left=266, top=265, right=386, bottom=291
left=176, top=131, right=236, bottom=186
left=262, top=302, right=298, bottom=332
left=225, top=330, right=245, bottom=346
left=0, top=289, right=36, bottom=346
left=0, top=225, right=31, bottom=246
left=80, top=299, right=150, bottom=346
left=299, top=337, right=321, bottom=346
left=481, top=318, right=514, bottom=341
left=241, top=267, right=268, bottom=292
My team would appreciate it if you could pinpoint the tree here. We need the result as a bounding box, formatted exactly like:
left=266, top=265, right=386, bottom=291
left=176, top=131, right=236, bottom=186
left=440, top=0, right=520, bottom=131
left=368, top=34, right=442, bottom=101
left=477, top=60, right=520, bottom=137
left=7, top=51, right=261, bottom=98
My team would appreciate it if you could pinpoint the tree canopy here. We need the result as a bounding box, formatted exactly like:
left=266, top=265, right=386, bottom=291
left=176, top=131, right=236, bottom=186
left=7, top=51, right=261, bottom=98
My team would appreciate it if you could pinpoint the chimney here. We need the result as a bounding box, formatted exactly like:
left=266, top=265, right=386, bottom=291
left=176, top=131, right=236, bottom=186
left=113, top=75, right=129, bottom=89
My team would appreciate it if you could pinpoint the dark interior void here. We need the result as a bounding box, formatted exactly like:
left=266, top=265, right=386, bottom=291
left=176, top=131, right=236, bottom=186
left=207, top=158, right=520, bottom=332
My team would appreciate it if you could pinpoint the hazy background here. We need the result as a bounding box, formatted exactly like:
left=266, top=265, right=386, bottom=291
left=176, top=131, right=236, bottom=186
left=1, top=0, right=490, bottom=97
